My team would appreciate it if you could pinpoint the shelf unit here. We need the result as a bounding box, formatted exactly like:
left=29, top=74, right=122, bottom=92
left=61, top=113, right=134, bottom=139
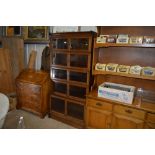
left=49, top=32, right=96, bottom=128
left=92, top=42, right=155, bottom=90
left=86, top=26, right=155, bottom=129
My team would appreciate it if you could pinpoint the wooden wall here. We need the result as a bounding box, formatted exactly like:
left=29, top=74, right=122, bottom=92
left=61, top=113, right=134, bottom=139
left=0, top=26, right=97, bottom=70
left=24, top=44, right=48, bottom=70
left=97, top=26, right=155, bottom=36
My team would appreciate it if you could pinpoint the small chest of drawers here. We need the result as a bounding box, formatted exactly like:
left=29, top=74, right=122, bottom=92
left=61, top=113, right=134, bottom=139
left=16, top=69, right=51, bottom=118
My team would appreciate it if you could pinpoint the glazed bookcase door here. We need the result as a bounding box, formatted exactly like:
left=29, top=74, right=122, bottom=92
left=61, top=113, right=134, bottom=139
left=67, top=101, right=84, bottom=120
left=51, top=68, right=67, bottom=81
left=70, top=54, right=89, bottom=68
left=53, top=81, right=67, bottom=97
left=69, top=71, right=87, bottom=83
left=50, top=96, right=65, bottom=115
left=52, top=38, right=69, bottom=49
left=69, top=85, right=87, bottom=100
left=52, top=52, right=68, bottom=67
left=70, top=38, right=89, bottom=50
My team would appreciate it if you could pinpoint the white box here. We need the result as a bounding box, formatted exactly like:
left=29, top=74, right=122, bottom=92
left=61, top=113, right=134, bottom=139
left=98, top=82, right=135, bottom=104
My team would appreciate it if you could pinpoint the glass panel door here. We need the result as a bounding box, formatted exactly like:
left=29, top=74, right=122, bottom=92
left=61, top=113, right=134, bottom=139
left=70, top=54, right=88, bottom=68
left=69, top=85, right=86, bottom=99
left=51, top=97, right=65, bottom=114
left=51, top=68, right=67, bottom=80
left=67, top=102, right=84, bottom=120
left=53, top=82, right=67, bottom=95
left=69, top=71, right=87, bottom=83
left=52, top=38, right=69, bottom=49
left=70, top=38, right=89, bottom=50
left=52, top=52, right=67, bottom=66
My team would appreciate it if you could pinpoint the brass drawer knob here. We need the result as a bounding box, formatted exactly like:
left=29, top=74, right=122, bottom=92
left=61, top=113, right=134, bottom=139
left=125, top=109, right=133, bottom=114
left=96, top=102, right=102, bottom=106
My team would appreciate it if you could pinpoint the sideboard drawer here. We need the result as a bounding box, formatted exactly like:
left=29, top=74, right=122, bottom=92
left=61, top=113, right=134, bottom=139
left=87, top=98, right=112, bottom=111
left=114, top=105, right=145, bottom=120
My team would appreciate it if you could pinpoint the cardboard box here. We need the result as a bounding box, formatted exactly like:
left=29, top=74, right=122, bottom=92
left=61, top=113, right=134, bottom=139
left=98, top=82, right=135, bottom=104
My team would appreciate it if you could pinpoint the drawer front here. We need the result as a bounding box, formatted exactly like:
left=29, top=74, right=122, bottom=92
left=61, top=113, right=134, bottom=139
left=87, top=99, right=112, bottom=111
left=17, top=82, right=41, bottom=112
left=114, top=105, right=145, bottom=120
left=17, top=82, right=41, bottom=95
left=147, top=113, right=155, bottom=123
left=22, top=100, right=41, bottom=112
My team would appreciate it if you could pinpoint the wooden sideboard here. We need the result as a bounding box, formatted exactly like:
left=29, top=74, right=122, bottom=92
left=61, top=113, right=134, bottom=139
left=86, top=90, right=155, bottom=129
left=86, top=27, right=155, bottom=129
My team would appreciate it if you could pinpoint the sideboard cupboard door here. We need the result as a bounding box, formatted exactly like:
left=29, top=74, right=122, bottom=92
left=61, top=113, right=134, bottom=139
left=86, top=107, right=112, bottom=129
left=111, top=114, right=144, bottom=129
left=144, top=123, right=155, bottom=129
left=144, top=113, right=155, bottom=129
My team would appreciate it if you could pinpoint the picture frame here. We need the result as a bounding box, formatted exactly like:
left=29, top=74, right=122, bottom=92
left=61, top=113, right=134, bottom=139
left=6, top=26, right=22, bottom=37
left=24, top=26, right=49, bottom=42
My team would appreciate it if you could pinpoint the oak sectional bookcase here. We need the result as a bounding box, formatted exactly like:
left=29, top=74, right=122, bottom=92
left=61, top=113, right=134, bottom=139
left=49, top=32, right=96, bottom=128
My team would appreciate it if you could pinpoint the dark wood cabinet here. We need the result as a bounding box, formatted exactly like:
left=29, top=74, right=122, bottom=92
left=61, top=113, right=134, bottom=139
left=49, top=32, right=96, bottom=128
left=16, top=69, right=52, bottom=118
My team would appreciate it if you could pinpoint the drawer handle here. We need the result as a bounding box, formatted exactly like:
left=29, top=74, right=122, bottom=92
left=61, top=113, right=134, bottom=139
left=125, top=109, right=133, bottom=114
left=96, top=102, right=102, bottom=106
